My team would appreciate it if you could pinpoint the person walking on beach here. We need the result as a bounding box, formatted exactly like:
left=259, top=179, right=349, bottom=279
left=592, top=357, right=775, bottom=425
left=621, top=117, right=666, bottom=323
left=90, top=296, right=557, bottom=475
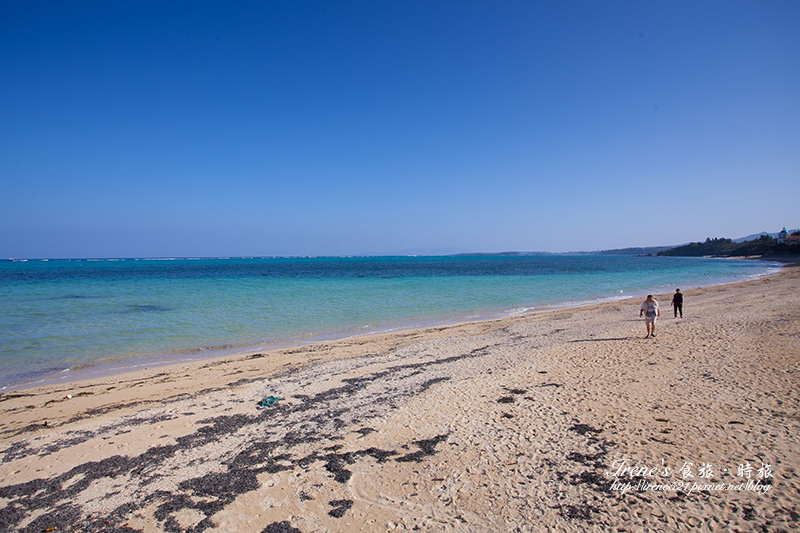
left=640, top=295, right=660, bottom=338
left=671, top=288, right=683, bottom=318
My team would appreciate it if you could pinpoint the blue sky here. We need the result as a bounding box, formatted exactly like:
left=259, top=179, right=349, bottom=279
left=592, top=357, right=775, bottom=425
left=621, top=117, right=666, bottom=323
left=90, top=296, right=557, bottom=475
left=2, top=1, right=798, bottom=258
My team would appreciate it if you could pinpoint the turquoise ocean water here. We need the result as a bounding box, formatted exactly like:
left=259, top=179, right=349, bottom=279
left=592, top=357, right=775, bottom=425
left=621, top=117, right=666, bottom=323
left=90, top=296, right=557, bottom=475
left=0, top=255, right=780, bottom=390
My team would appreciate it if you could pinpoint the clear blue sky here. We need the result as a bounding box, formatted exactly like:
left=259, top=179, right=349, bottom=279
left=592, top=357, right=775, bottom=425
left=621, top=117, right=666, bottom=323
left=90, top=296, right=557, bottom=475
left=2, top=1, right=798, bottom=258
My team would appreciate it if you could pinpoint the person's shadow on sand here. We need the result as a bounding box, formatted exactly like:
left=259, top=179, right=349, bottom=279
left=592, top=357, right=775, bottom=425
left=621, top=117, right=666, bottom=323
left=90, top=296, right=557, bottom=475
left=569, top=337, right=633, bottom=342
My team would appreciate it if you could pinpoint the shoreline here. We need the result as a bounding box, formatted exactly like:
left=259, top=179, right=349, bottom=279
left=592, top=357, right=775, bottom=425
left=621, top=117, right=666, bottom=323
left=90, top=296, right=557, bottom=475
left=0, top=258, right=789, bottom=410
left=1, top=256, right=784, bottom=393
left=1, top=259, right=798, bottom=531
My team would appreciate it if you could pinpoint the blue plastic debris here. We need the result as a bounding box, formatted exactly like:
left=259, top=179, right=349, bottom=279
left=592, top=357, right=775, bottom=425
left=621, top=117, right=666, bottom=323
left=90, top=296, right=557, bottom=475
left=256, top=396, right=282, bottom=409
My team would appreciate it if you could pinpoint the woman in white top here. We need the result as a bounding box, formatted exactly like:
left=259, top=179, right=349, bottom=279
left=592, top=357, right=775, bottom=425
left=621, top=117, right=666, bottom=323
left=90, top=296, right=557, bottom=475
left=639, top=295, right=660, bottom=338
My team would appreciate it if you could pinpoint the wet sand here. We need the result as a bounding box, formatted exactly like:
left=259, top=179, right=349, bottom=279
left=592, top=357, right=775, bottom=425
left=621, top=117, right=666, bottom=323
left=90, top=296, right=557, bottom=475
left=1, top=260, right=798, bottom=532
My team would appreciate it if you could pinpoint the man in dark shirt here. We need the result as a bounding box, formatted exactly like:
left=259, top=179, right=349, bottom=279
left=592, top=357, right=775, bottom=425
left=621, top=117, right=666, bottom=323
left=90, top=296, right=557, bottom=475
left=672, top=289, right=684, bottom=318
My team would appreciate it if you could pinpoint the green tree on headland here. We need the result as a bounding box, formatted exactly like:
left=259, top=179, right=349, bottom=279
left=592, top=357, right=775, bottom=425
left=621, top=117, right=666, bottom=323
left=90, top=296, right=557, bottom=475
left=658, top=234, right=796, bottom=257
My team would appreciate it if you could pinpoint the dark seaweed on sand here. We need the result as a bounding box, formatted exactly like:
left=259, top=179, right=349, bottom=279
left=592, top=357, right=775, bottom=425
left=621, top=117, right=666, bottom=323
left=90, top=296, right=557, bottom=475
left=0, top=344, right=489, bottom=531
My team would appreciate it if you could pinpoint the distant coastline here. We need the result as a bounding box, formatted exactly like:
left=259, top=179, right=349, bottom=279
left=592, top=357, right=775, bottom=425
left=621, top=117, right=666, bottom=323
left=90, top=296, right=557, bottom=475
left=657, top=231, right=800, bottom=258
left=5, top=227, right=797, bottom=262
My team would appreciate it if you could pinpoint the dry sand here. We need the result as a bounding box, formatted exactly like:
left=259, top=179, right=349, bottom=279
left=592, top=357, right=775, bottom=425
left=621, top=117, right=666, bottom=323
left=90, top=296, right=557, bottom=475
left=1, top=260, right=798, bottom=532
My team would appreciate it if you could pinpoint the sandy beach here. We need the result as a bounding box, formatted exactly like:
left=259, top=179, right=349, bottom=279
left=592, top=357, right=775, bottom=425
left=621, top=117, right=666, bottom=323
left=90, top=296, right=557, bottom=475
left=1, top=260, right=798, bottom=532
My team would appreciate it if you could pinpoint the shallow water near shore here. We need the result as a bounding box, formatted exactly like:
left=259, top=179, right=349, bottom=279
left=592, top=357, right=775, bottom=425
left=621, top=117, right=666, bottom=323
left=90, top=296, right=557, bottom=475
left=0, top=255, right=779, bottom=389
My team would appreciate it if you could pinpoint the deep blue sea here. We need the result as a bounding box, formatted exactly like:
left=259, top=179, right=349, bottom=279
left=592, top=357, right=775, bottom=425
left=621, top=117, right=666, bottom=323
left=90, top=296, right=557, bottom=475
left=0, top=255, right=780, bottom=390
